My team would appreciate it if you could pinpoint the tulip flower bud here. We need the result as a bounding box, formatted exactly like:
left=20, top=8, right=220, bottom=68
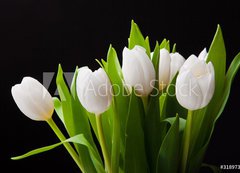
left=176, top=49, right=215, bottom=110
left=76, top=67, right=112, bottom=115
left=11, top=77, right=54, bottom=121
left=159, top=48, right=185, bottom=90
left=122, top=45, right=156, bottom=96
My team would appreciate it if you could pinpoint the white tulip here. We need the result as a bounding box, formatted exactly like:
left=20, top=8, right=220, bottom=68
left=11, top=77, right=54, bottom=121
left=76, top=67, right=112, bottom=115
left=159, top=48, right=185, bottom=90
left=122, top=45, right=156, bottom=96
left=176, top=49, right=215, bottom=110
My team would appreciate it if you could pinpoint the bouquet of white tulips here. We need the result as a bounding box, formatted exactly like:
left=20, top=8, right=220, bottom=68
left=11, top=21, right=240, bottom=173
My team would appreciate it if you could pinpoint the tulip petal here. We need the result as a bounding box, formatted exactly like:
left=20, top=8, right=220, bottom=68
left=76, top=67, right=94, bottom=111
left=93, top=68, right=112, bottom=106
left=84, top=76, right=110, bottom=114
left=180, top=55, right=199, bottom=73
left=11, top=77, right=53, bottom=121
left=190, top=60, right=208, bottom=77
left=199, top=62, right=215, bottom=108
left=198, top=48, right=208, bottom=61
left=134, top=45, right=147, bottom=54
left=170, top=52, right=185, bottom=81
left=176, top=70, right=203, bottom=110
left=122, top=48, right=144, bottom=87
left=21, top=77, right=54, bottom=119
left=12, top=84, right=40, bottom=120
left=122, top=46, right=155, bottom=96
left=77, top=67, right=112, bottom=114
left=134, top=47, right=155, bottom=95
left=159, top=48, right=171, bottom=90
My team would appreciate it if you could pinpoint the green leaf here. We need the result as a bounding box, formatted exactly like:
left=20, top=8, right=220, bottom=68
left=106, top=45, right=129, bottom=173
left=11, top=141, right=64, bottom=160
left=159, top=39, right=167, bottom=49
left=156, top=115, right=180, bottom=173
left=128, top=20, right=151, bottom=57
left=217, top=52, right=240, bottom=119
left=159, top=93, right=167, bottom=117
left=53, top=97, right=64, bottom=124
left=172, top=43, right=177, bottom=53
left=162, top=73, right=187, bottom=119
left=56, top=65, right=99, bottom=173
left=106, top=45, right=129, bottom=142
left=87, top=112, right=98, bottom=139
left=159, top=38, right=170, bottom=51
left=124, top=93, right=148, bottom=173
left=163, top=116, right=186, bottom=132
left=151, top=41, right=160, bottom=72
left=95, top=59, right=105, bottom=69
left=145, top=36, right=151, bottom=55
left=100, top=105, right=114, bottom=161
left=207, top=25, right=226, bottom=101
left=11, top=134, right=105, bottom=173
left=165, top=40, right=170, bottom=52
left=101, top=59, right=108, bottom=70
left=145, top=93, right=163, bottom=172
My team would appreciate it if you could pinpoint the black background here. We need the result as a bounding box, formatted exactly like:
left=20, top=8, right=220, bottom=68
left=1, top=0, right=240, bottom=172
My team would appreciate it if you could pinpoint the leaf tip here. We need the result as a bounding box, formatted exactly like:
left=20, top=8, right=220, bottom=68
left=10, top=157, right=16, bottom=160
left=57, top=64, right=63, bottom=75
left=95, top=59, right=104, bottom=69
left=131, top=19, right=135, bottom=25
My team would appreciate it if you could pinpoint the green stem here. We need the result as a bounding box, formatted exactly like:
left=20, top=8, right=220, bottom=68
left=181, top=110, right=193, bottom=173
left=96, top=114, right=112, bottom=173
left=141, top=96, right=148, bottom=114
left=46, top=118, right=84, bottom=171
left=111, top=104, right=120, bottom=173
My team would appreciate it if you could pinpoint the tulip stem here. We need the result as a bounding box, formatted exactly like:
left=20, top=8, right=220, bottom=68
left=96, top=114, right=112, bottom=173
left=46, top=118, right=84, bottom=171
left=111, top=104, right=120, bottom=173
left=181, top=110, right=193, bottom=173
left=141, top=96, right=148, bottom=114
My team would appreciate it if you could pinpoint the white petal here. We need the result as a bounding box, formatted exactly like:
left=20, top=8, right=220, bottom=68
left=93, top=68, right=112, bottom=107
left=199, top=62, right=215, bottom=108
left=170, top=52, right=185, bottom=81
left=122, top=47, right=144, bottom=87
left=180, top=55, right=199, bottom=73
left=11, top=77, right=53, bottom=121
left=21, top=77, right=54, bottom=120
left=176, top=70, right=203, bottom=110
left=197, top=73, right=214, bottom=108
left=12, top=84, right=39, bottom=120
left=198, top=48, right=208, bottom=61
left=190, top=60, right=208, bottom=77
left=77, top=67, right=112, bottom=114
left=134, top=47, right=155, bottom=95
left=122, top=46, right=155, bottom=96
left=207, top=61, right=215, bottom=75
left=76, top=67, right=93, bottom=111
left=134, top=45, right=146, bottom=53
left=159, top=48, right=170, bottom=90
left=85, top=73, right=111, bottom=114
